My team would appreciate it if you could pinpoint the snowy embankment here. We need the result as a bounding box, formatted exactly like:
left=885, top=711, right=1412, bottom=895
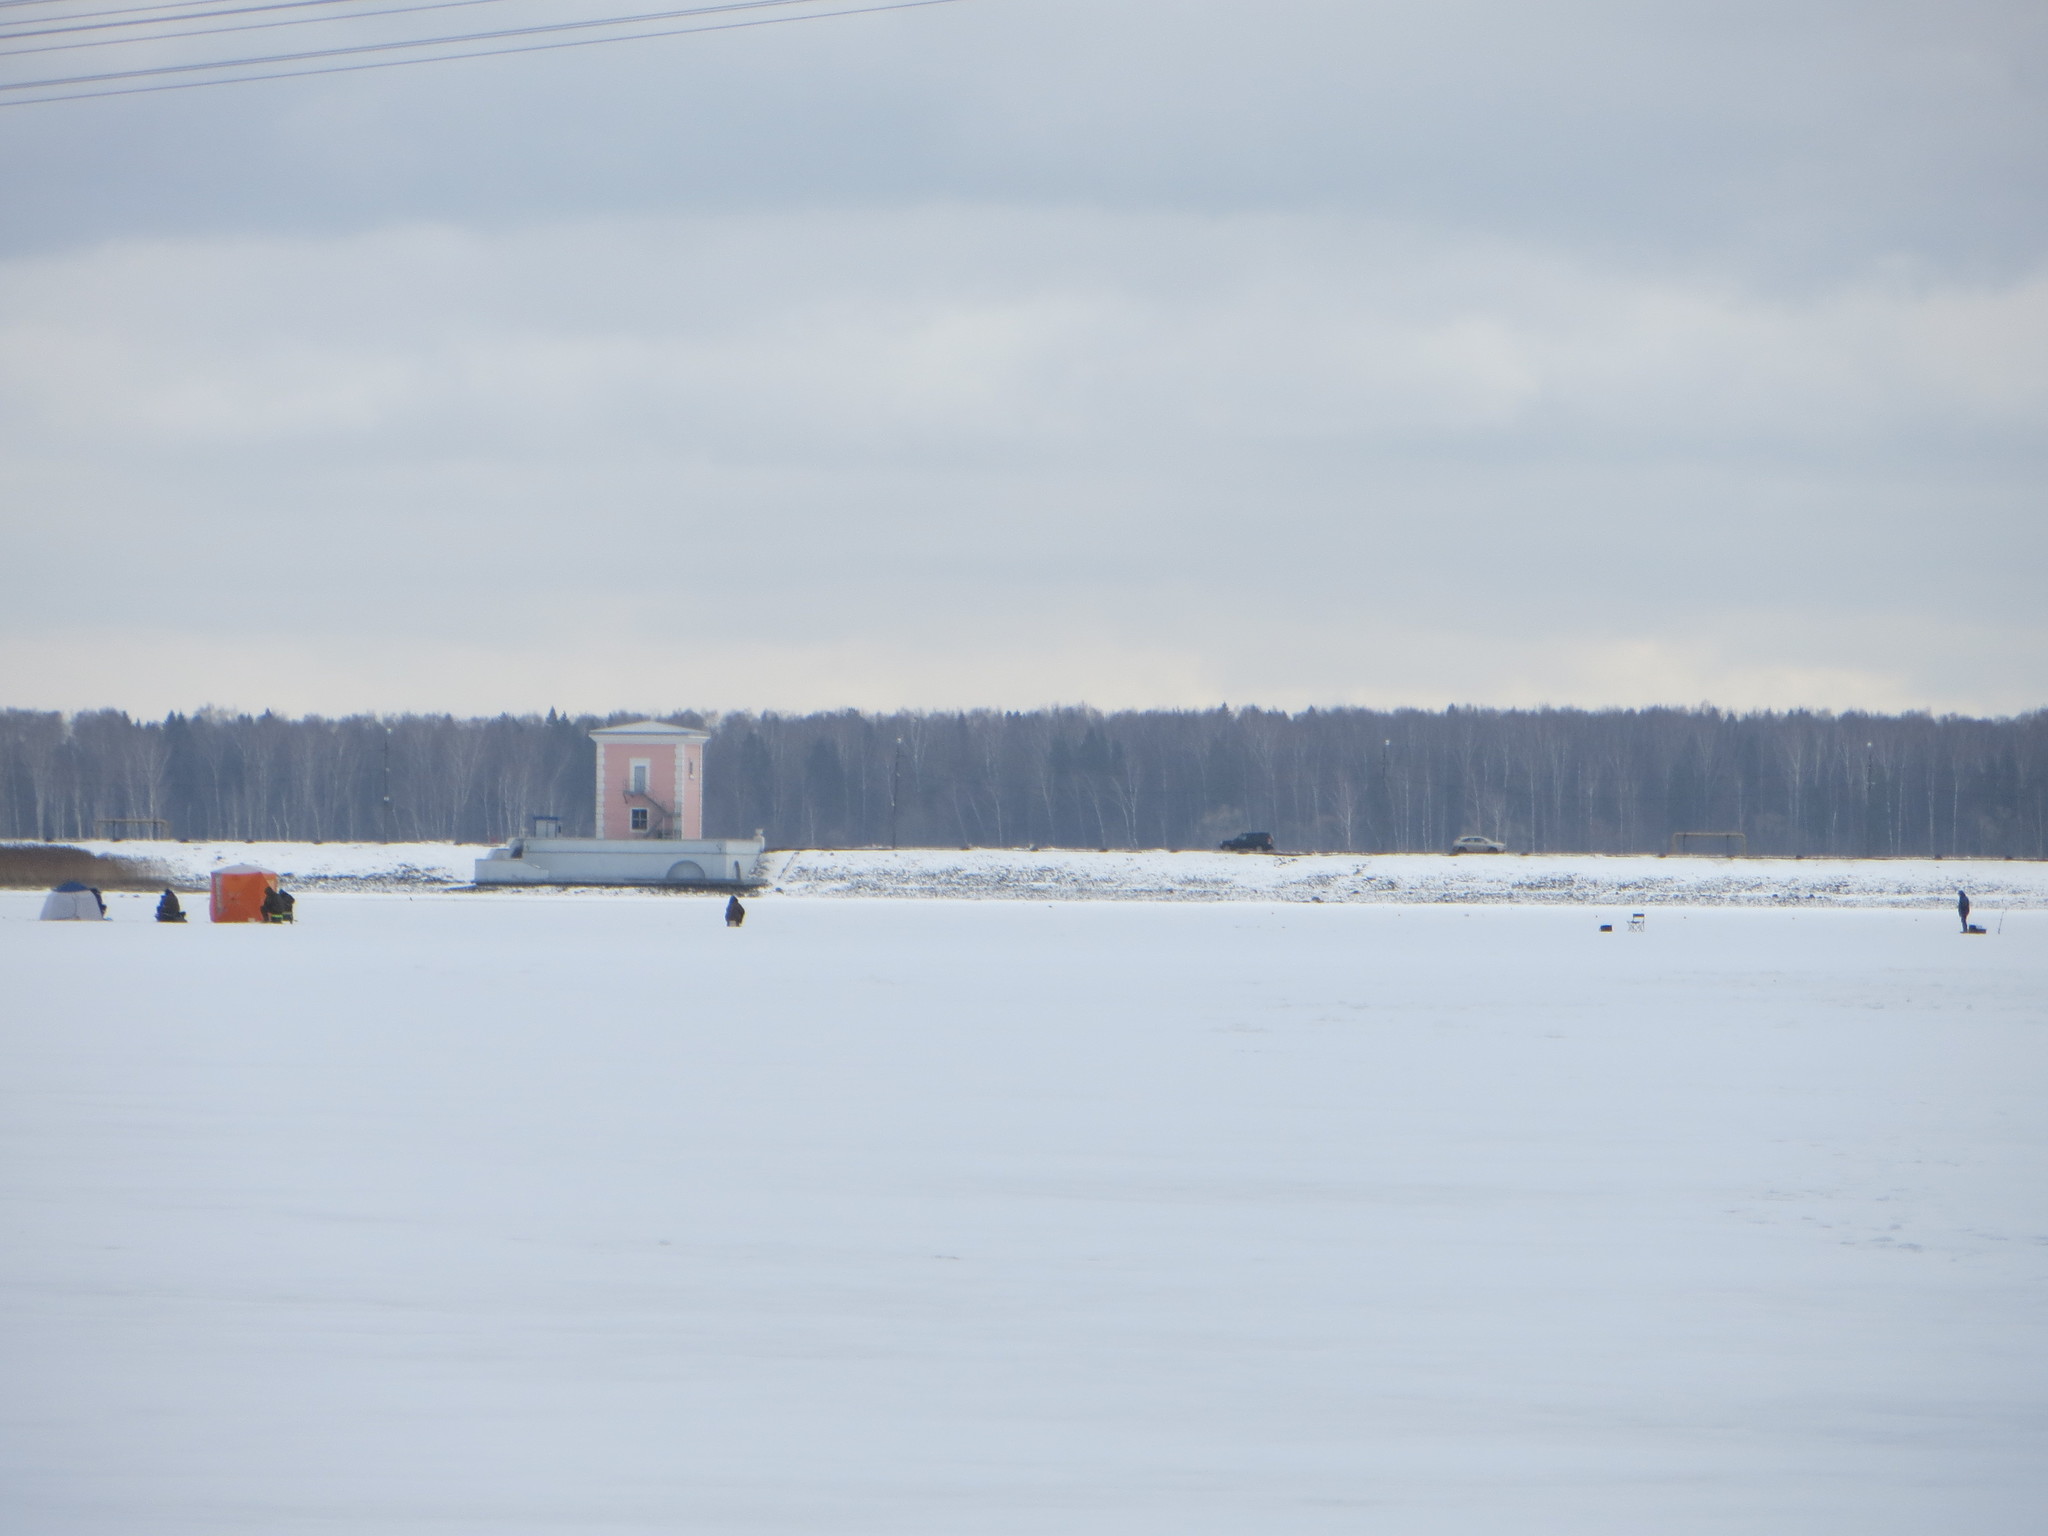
left=52, top=839, right=490, bottom=891
left=762, top=847, right=2048, bottom=909
left=33, top=840, right=2048, bottom=906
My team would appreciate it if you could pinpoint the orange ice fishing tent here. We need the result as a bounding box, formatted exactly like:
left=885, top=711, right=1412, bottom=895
left=210, top=864, right=278, bottom=923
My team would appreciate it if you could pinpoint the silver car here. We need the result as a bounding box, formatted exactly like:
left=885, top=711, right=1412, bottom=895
left=1449, top=835, right=1506, bottom=854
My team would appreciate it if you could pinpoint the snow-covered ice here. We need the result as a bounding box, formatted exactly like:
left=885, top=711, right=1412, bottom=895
left=2, top=891, right=2044, bottom=1534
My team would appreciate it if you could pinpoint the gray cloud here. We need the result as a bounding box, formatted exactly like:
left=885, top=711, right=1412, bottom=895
left=5, top=2, right=2043, bottom=265
left=0, top=2, right=2043, bottom=714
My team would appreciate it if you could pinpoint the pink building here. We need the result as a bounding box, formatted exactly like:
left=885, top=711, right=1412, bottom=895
left=591, top=721, right=708, bottom=840
left=473, top=719, right=761, bottom=886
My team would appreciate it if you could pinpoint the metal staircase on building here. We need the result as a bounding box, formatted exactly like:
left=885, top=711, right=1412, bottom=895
left=623, top=787, right=678, bottom=838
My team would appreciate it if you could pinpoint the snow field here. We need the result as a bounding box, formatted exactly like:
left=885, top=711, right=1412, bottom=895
left=2, top=893, right=2045, bottom=1534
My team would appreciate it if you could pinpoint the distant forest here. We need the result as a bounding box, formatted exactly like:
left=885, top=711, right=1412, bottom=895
left=2, top=705, right=2045, bottom=857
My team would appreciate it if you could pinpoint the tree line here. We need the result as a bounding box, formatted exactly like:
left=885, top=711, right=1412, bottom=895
left=2, top=704, right=2044, bottom=857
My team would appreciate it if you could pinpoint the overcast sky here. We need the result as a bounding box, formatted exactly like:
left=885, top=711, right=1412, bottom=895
left=1, top=0, right=2043, bottom=718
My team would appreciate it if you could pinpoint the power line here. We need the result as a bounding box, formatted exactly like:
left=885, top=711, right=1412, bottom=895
left=3, top=0, right=377, bottom=37
left=0, top=0, right=865, bottom=86
left=0, top=0, right=158, bottom=11
left=4, top=0, right=521, bottom=53
left=12, top=0, right=610, bottom=54
left=0, top=0, right=961, bottom=103
left=1, top=0, right=429, bottom=44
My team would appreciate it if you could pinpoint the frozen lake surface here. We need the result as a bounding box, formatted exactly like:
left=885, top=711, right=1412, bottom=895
left=3, top=893, right=2045, bottom=1533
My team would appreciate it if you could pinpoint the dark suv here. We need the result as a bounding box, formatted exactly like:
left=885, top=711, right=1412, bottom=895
left=1219, top=832, right=1276, bottom=853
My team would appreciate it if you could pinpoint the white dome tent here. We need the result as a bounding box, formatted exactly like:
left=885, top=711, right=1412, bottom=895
left=39, top=881, right=106, bottom=921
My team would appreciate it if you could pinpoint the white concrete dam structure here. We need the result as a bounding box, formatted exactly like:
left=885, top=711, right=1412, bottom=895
left=474, top=836, right=765, bottom=887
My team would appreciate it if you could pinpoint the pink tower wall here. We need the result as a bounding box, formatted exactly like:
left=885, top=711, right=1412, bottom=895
left=594, top=739, right=704, bottom=839
left=684, top=745, right=708, bottom=843
left=678, top=741, right=703, bottom=836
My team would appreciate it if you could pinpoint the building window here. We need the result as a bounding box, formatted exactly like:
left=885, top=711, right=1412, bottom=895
left=629, top=760, right=650, bottom=795
left=630, top=808, right=650, bottom=832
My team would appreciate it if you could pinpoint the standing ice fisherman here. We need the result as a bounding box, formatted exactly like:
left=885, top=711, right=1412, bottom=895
left=1958, top=889, right=1971, bottom=932
left=725, top=895, right=746, bottom=928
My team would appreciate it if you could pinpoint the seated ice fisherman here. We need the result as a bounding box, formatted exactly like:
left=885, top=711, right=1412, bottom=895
left=155, top=889, right=187, bottom=923
left=260, top=886, right=295, bottom=923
